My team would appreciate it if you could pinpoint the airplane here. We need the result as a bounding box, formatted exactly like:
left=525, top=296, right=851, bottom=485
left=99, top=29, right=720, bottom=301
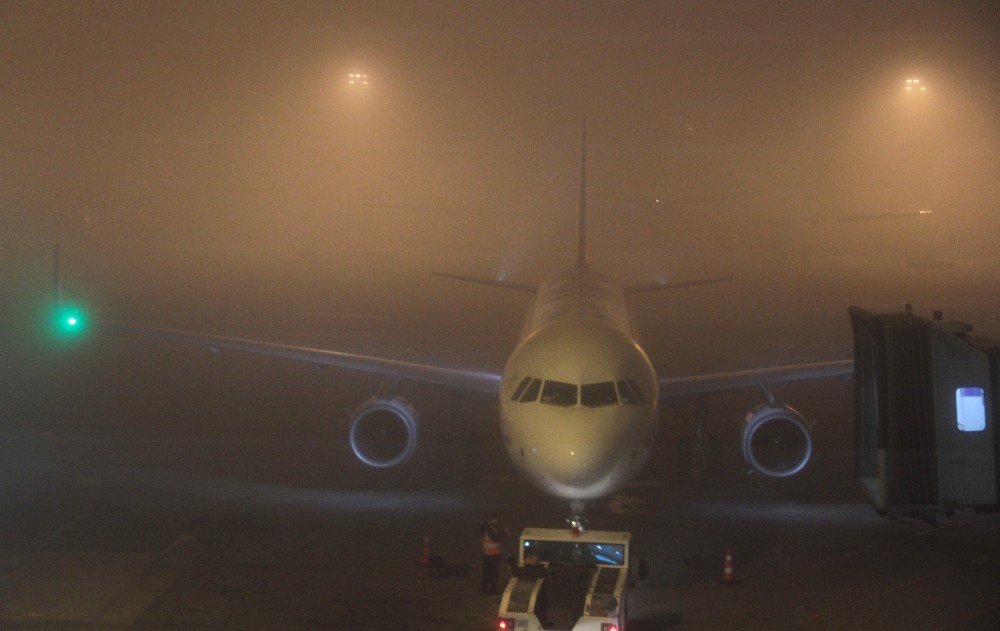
left=52, top=121, right=853, bottom=520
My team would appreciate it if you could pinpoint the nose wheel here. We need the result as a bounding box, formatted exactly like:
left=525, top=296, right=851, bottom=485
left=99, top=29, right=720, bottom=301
left=567, top=500, right=588, bottom=532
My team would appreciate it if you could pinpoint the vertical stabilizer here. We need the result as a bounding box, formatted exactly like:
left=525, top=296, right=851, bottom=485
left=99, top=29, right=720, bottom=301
left=577, top=117, right=588, bottom=269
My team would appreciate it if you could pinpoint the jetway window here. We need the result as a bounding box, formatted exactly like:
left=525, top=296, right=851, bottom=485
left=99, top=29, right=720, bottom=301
left=955, top=387, right=986, bottom=432
left=540, top=381, right=578, bottom=407
left=519, top=378, right=542, bottom=403
left=581, top=382, right=618, bottom=407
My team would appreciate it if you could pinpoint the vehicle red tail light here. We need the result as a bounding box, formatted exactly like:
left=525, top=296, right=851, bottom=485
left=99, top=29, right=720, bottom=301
left=498, top=617, right=515, bottom=630
left=601, top=624, right=619, bottom=631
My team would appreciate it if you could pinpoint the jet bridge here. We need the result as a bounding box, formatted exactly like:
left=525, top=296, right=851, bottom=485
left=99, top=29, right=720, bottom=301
left=851, top=307, right=999, bottom=519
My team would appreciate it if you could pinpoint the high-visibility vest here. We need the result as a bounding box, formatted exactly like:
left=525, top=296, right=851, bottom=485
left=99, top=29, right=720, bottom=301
left=482, top=531, right=503, bottom=556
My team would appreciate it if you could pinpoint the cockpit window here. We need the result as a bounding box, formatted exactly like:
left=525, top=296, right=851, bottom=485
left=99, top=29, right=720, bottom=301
left=515, top=377, right=645, bottom=407
left=617, top=380, right=647, bottom=405
left=617, top=380, right=637, bottom=404
left=520, top=378, right=542, bottom=402
left=540, top=380, right=578, bottom=407
left=628, top=379, right=648, bottom=404
left=581, top=382, right=618, bottom=407
left=511, top=377, right=531, bottom=402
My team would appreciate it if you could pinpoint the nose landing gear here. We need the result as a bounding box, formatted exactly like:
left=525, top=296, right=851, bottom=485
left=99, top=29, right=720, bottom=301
left=567, top=500, right=588, bottom=532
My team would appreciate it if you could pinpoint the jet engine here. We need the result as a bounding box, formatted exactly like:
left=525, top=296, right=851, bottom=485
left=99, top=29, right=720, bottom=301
left=740, top=403, right=813, bottom=477
left=348, top=396, right=419, bottom=468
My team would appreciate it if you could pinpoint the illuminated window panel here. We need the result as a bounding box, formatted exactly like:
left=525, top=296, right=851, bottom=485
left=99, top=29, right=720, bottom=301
left=955, top=387, right=986, bottom=432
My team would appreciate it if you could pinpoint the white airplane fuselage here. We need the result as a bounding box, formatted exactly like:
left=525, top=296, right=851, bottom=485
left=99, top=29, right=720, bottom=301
left=499, top=265, right=659, bottom=501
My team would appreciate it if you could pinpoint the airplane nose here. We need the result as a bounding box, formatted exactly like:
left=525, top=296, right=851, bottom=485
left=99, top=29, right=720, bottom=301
left=542, top=439, right=616, bottom=489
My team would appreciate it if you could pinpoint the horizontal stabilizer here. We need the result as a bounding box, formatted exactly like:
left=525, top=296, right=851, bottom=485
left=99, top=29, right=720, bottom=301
left=432, top=272, right=537, bottom=293
left=625, top=276, right=732, bottom=295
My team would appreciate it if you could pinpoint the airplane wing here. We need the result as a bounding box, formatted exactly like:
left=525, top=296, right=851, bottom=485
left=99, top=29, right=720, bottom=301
left=659, top=359, right=854, bottom=398
left=108, top=322, right=503, bottom=395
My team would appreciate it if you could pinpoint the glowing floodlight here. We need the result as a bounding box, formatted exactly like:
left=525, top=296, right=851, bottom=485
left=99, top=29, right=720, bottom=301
left=348, top=72, right=369, bottom=87
left=903, top=78, right=927, bottom=93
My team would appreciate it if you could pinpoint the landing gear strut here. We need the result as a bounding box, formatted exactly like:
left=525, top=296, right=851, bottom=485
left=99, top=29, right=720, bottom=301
left=567, top=500, right=587, bottom=532
left=669, top=397, right=712, bottom=479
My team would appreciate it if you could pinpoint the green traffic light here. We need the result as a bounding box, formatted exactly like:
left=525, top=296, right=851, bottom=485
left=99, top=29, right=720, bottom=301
left=53, top=305, right=87, bottom=338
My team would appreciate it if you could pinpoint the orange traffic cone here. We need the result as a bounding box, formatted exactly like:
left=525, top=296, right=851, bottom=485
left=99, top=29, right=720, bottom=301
left=416, top=532, right=433, bottom=566
left=721, top=550, right=737, bottom=584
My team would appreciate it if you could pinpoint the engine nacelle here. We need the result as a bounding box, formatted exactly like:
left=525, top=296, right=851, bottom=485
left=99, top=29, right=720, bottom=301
left=348, top=397, right=419, bottom=468
left=741, top=403, right=812, bottom=478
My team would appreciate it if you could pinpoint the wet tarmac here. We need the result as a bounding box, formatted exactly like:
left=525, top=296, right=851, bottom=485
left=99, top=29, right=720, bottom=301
left=1, top=363, right=999, bottom=630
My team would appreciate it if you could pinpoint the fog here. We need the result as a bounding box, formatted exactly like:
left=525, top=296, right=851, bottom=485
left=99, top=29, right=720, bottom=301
left=1, top=4, right=999, bottom=627
left=3, top=1, right=998, bottom=381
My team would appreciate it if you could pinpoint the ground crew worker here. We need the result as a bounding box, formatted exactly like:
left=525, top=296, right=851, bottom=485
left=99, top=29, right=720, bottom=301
left=480, top=511, right=507, bottom=593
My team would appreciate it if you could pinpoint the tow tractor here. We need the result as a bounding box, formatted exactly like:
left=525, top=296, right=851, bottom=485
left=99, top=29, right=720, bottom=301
left=497, top=527, right=634, bottom=631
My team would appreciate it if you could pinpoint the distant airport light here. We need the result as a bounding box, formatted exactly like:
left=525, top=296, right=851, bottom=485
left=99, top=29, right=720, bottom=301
left=348, top=72, right=369, bottom=87
left=903, top=78, right=927, bottom=93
